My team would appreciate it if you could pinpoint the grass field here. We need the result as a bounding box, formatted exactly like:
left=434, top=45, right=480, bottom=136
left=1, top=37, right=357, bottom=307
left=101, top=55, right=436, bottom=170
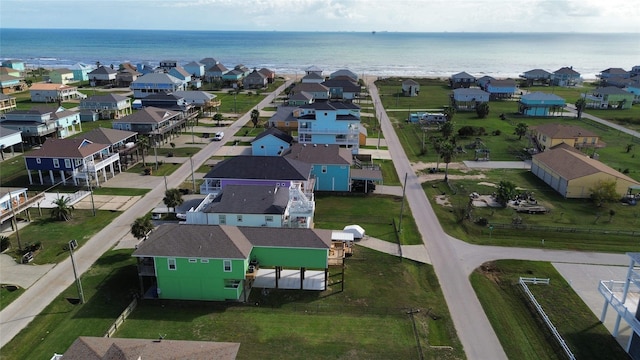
left=0, top=285, right=25, bottom=311
left=314, top=194, right=422, bottom=245
left=422, top=169, right=640, bottom=252
left=470, top=260, right=628, bottom=360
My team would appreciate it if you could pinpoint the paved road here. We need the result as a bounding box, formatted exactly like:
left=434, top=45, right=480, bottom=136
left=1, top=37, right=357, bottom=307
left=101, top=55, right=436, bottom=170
left=368, top=81, right=509, bottom=359
left=564, top=104, right=640, bottom=139
left=0, top=81, right=291, bottom=348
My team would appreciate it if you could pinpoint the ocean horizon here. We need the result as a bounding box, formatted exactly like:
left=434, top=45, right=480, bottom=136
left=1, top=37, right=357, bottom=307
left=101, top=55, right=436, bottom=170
left=1, top=28, right=639, bottom=79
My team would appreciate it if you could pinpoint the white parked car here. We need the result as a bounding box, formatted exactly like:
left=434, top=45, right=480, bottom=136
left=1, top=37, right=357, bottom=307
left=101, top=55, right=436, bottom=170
left=213, top=132, right=224, bottom=141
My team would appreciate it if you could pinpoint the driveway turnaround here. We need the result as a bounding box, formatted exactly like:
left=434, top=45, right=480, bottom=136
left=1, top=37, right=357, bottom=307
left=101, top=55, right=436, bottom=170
left=0, top=254, right=55, bottom=289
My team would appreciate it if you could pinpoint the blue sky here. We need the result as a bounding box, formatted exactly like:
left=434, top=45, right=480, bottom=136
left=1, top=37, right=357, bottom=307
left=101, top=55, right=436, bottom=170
left=1, top=0, right=638, bottom=33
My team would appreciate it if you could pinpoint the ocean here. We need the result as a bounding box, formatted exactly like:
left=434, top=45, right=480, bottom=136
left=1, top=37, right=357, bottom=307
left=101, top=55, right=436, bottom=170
left=1, top=29, right=638, bottom=79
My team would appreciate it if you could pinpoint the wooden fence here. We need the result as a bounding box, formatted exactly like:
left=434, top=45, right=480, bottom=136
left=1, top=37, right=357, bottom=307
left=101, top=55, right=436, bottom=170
left=104, top=298, right=138, bottom=338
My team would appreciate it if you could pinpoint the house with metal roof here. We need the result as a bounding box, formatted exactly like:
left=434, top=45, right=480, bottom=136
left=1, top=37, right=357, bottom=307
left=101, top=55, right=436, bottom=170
left=24, top=137, right=121, bottom=186
left=531, top=123, right=602, bottom=151
left=294, top=101, right=362, bottom=153
left=531, top=143, right=639, bottom=198
left=450, top=71, right=476, bottom=89
left=304, top=65, right=323, bottom=77
left=1, top=106, right=80, bottom=144
left=130, top=73, right=186, bottom=99
left=88, top=66, right=117, bottom=86
left=330, top=69, right=358, bottom=82
left=518, top=92, right=566, bottom=116
left=171, top=90, right=221, bottom=110
left=251, top=127, right=294, bottom=156
left=583, top=86, right=634, bottom=109
left=186, top=183, right=314, bottom=229
left=0, top=127, right=22, bottom=159
left=301, top=72, right=324, bottom=84
left=322, top=78, right=361, bottom=100
left=519, top=68, right=553, bottom=86
left=112, top=107, right=184, bottom=142
left=200, top=155, right=313, bottom=196
left=483, top=79, right=517, bottom=100
left=79, top=94, right=132, bottom=120
left=451, top=88, right=490, bottom=111
left=132, top=224, right=332, bottom=301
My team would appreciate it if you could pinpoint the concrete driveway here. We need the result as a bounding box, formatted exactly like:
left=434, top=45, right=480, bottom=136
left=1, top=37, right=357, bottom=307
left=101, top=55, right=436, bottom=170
left=0, top=254, right=55, bottom=289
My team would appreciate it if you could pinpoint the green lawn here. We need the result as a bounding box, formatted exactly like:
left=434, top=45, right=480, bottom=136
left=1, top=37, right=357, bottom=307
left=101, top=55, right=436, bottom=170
left=91, top=188, right=149, bottom=196
left=0, top=285, right=25, bottom=311
left=0, top=250, right=139, bottom=360
left=3, top=209, right=122, bottom=265
left=422, top=169, right=640, bottom=252
left=314, top=194, right=422, bottom=245
left=124, top=162, right=182, bottom=177
left=115, top=246, right=463, bottom=360
left=212, top=92, right=267, bottom=114
left=470, top=260, right=627, bottom=360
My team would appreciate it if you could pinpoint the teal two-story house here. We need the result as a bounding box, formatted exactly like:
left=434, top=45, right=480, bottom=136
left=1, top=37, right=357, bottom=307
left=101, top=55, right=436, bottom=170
left=283, top=143, right=352, bottom=192
left=518, top=92, right=566, bottom=116
left=132, top=224, right=332, bottom=302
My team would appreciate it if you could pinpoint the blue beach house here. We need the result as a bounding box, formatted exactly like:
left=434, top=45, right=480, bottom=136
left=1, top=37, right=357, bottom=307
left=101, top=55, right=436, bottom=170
left=484, top=79, right=517, bottom=100
left=295, top=101, right=362, bottom=154
left=518, top=92, right=566, bottom=116
left=70, top=63, right=93, bottom=82
left=251, top=127, right=293, bottom=156
left=184, top=61, right=205, bottom=78
left=1, top=60, right=25, bottom=72
left=283, top=143, right=352, bottom=192
left=130, top=73, right=185, bottom=98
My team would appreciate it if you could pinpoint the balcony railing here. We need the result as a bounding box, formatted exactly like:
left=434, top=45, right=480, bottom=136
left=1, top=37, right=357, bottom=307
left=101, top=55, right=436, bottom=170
left=83, top=153, right=120, bottom=172
left=298, top=127, right=359, bottom=135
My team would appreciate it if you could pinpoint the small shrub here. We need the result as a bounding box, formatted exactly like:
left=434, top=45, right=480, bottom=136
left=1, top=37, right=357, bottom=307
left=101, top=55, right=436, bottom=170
left=475, top=217, right=489, bottom=226
left=0, top=236, right=10, bottom=252
left=493, top=130, right=502, bottom=136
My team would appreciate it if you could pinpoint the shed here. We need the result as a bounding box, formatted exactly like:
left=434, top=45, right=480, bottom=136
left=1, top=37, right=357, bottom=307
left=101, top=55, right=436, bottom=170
left=343, top=224, right=365, bottom=239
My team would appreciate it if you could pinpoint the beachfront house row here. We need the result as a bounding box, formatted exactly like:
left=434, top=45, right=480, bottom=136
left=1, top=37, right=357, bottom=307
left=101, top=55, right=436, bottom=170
left=552, top=67, right=581, bottom=87
left=451, top=88, right=490, bottom=111
left=401, top=79, right=419, bottom=96
left=251, top=127, right=294, bottom=156
left=200, top=57, right=220, bottom=69
left=450, top=72, right=476, bottom=89
left=321, top=78, right=361, bottom=100
left=483, top=79, right=517, bottom=100
left=1, top=60, right=25, bottom=72
left=282, top=143, right=353, bottom=192
left=531, top=143, right=638, bottom=198
left=205, top=63, right=228, bottom=81
left=258, top=68, right=275, bottom=83
left=519, top=69, right=553, bottom=86
left=0, top=94, right=17, bottom=113
left=79, top=94, right=132, bottom=120
left=48, top=68, right=75, bottom=85
left=132, top=224, right=332, bottom=302
left=518, top=92, right=566, bottom=116
left=70, top=62, right=93, bottom=81
left=200, top=156, right=313, bottom=196
left=330, top=69, right=358, bottom=82
left=130, top=73, right=186, bottom=98
left=531, top=123, right=602, bottom=151
left=112, top=107, right=185, bottom=143
left=267, top=106, right=298, bottom=131
left=598, top=68, right=629, bottom=81
left=243, top=70, right=268, bottom=89
left=29, top=83, right=84, bottom=102
left=294, top=101, right=363, bottom=154
left=221, top=69, right=245, bottom=84
left=185, top=183, right=315, bottom=229
left=476, top=76, right=494, bottom=89
left=305, top=65, right=323, bottom=77
left=289, top=83, right=330, bottom=101
left=1, top=106, right=81, bottom=144
left=184, top=61, right=205, bottom=77
left=88, top=66, right=117, bottom=86
left=24, top=137, right=122, bottom=186
left=582, top=87, right=634, bottom=110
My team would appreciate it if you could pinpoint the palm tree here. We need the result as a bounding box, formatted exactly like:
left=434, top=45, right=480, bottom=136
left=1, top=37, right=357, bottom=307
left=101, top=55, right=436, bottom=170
left=440, top=121, right=455, bottom=139
left=444, top=106, right=456, bottom=122
left=163, top=188, right=184, bottom=213
left=515, top=122, right=529, bottom=140
left=575, top=98, right=586, bottom=120
left=50, top=196, right=73, bottom=221
left=137, top=136, right=150, bottom=166
left=250, top=109, right=260, bottom=128
left=213, top=113, right=223, bottom=127
left=439, top=140, right=456, bottom=182
left=131, top=216, right=154, bottom=240
left=476, top=102, right=490, bottom=119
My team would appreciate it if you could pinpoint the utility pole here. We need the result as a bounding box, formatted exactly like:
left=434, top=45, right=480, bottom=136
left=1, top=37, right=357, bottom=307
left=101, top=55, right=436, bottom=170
left=398, top=173, right=408, bottom=233
left=68, top=239, right=85, bottom=304
left=189, top=155, right=196, bottom=193
left=8, top=191, right=22, bottom=251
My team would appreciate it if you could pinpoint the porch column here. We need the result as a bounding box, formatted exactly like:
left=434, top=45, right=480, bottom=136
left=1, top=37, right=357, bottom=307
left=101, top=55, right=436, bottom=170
left=102, top=167, right=107, bottom=182
left=94, top=170, right=100, bottom=187
left=300, top=267, right=305, bottom=290
left=275, top=266, right=279, bottom=289
left=324, top=268, right=328, bottom=291
left=60, top=170, right=66, bottom=185
left=27, top=170, right=33, bottom=184
left=38, top=170, right=44, bottom=185
left=49, top=170, right=55, bottom=184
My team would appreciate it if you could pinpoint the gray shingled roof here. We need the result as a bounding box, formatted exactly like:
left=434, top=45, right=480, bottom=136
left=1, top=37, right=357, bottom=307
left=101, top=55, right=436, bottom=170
left=282, top=143, right=352, bottom=165
left=81, top=127, right=137, bottom=145
left=82, top=94, right=129, bottom=103
left=451, top=71, right=475, bottom=80
left=203, top=156, right=311, bottom=181
left=113, top=107, right=179, bottom=124
left=132, top=73, right=182, bottom=85
left=62, top=336, right=240, bottom=360
left=26, top=138, right=109, bottom=159
left=520, top=92, right=565, bottom=102
left=203, top=185, right=289, bottom=214
left=88, top=66, right=117, bottom=75
left=593, top=86, right=632, bottom=95
left=321, top=79, right=360, bottom=92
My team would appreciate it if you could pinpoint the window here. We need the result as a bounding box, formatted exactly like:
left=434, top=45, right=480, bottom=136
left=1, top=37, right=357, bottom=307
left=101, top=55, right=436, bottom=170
left=53, top=159, right=60, bottom=168
left=224, top=279, right=240, bottom=289
left=260, top=145, right=264, bottom=149
left=36, top=158, right=41, bottom=164
left=321, top=166, right=327, bottom=173
left=168, top=258, right=177, bottom=270
left=219, top=215, right=226, bottom=224
left=237, top=215, right=243, bottom=223
left=200, top=259, right=209, bottom=264
left=223, top=260, right=232, bottom=272
left=188, top=258, right=197, bottom=263
left=64, top=159, right=71, bottom=168
left=265, top=215, right=274, bottom=222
